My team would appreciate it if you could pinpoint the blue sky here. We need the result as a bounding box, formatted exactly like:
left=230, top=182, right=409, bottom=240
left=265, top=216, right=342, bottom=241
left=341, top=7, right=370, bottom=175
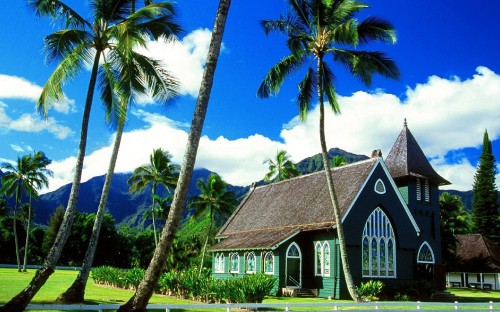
left=1, top=0, right=500, bottom=193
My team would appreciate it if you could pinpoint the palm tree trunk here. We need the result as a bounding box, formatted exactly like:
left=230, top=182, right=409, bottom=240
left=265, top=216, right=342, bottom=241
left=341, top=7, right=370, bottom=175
left=56, top=123, right=124, bottom=304
left=0, top=52, right=101, bottom=312
left=22, top=198, right=32, bottom=272
left=118, top=1, right=231, bottom=310
left=12, top=200, right=21, bottom=272
left=198, top=212, right=213, bottom=276
left=151, top=184, right=158, bottom=247
left=317, top=58, right=360, bottom=302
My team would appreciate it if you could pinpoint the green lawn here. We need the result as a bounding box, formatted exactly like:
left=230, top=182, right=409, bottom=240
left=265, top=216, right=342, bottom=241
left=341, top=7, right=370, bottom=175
left=1, top=268, right=500, bottom=311
left=0, top=268, right=191, bottom=306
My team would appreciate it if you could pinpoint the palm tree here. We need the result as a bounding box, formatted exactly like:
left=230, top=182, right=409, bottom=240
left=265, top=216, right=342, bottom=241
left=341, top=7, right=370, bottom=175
left=0, top=152, right=51, bottom=272
left=188, top=173, right=237, bottom=275
left=128, top=148, right=180, bottom=247
left=263, top=150, right=299, bottom=182
left=1, top=1, right=179, bottom=310
left=257, top=0, right=399, bottom=301
left=57, top=1, right=180, bottom=303
left=119, top=1, right=232, bottom=310
left=332, top=155, right=347, bottom=167
left=22, top=151, right=52, bottom=272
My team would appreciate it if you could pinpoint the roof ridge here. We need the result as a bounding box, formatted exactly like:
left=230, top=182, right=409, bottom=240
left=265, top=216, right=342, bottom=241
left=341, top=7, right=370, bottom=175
left=254, top=157, right=377, bottom=189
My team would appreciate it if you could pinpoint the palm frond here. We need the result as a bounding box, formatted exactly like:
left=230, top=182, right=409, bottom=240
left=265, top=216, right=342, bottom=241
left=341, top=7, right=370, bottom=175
left=358, top=17, right=397, bottom=44
left=44, top=29, right=93, bottom=64
left=28, top=0, right=90, bottom=29
left=37, top=43, right=90, bottom=117
left=257, top=54, right=306, bottom=98
left=297, top=66, right=316, bottom=121
left=331, top=19, right=358, bottom=46
left=333, top=49, right=400, bottom=86
left=126, top=2, right=182, bottom=40
left=321, top=62, right=340, bottom=114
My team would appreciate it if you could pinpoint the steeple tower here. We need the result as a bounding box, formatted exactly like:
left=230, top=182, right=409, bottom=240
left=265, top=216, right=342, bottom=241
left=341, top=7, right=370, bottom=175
left=385, top=120, right=450, bottom=186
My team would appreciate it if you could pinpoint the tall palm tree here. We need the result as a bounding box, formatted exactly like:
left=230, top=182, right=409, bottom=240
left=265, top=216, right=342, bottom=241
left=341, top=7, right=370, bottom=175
left=119, top=0, right=232, bottom=310
left=257, top=0, right=399, bottom=301
left=0, top=152, right=51, bottom=272
left=188, top=173, right=237, bottom=275
left=128, top=148, right=180, bottom=247
left=1, top=1, right=179, bottom=310
left=57, top=1, right=180, bottom=303
left=263, top=150, right=299, bottom=182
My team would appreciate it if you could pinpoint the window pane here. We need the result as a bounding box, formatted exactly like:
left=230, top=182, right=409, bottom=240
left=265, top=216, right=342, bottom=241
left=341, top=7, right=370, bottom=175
left=362, top=237, right=370, bottom=276
left=324, top=243, right=330, bottom=276
left=388, top=239, right=394, bottom=277
left=380, top=239, right=386, bottom=277
left=316, top=243, right=322, bottom=275
left=371, top=238, right=378, bottom=276
left=264, top=252, right=273, bottom=273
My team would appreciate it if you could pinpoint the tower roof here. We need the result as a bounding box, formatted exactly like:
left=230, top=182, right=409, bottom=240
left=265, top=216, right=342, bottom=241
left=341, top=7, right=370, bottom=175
left=385, top=120, right=450, bottom=186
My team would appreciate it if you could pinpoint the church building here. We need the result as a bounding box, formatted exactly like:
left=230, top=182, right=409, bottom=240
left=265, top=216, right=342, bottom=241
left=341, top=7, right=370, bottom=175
left=209, top=122, right=450, bottom=299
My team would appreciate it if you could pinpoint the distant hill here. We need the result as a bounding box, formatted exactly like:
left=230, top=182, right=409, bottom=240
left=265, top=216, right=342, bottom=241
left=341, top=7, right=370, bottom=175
left=1, top=149, right=495, bottom=228
left=0, top=168, right=247, bottom=228
left=295, top=147, right=370, bottom=175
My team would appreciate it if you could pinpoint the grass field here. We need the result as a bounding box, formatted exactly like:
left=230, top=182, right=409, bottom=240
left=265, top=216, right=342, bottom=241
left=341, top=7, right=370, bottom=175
left=1, top=268, right=500, bottom=311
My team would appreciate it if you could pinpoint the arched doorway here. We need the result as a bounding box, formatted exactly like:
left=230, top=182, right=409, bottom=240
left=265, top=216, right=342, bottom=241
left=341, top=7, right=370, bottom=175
left=416, top=241, right=435, bottom=281
left=286, top=242, right=302, bottom=288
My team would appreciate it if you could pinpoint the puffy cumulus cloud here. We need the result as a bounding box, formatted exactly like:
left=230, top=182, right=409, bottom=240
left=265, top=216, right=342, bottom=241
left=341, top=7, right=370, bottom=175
left=138, top=29, right=213, bottom=99
left=280, top=67, right=500, bottom=190
left=42, top=67, right=500, bottom=193
left=42, top=111, right=281, bottom=193
left=0, top=74, right=75, bottom=113
left=196, top=134, right=285, bottom=185
left=0, top=105, right=72, bottom=139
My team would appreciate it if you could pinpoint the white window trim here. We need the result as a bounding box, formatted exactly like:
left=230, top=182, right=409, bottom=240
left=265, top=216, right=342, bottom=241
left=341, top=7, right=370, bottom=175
left=230, top=252, right=239, bottom=273
left=246, top=252, right=256, bottom=274
left=417, top=241, right=435, bottom=264
left=374, top=178, right=386, bottom=194
left=361, top=207, right=397, bottom=279
left=263, top=251, right=274, bottom=275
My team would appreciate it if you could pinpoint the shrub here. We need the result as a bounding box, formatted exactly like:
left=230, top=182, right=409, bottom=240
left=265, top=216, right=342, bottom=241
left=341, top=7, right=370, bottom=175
left=357, top=280, right=384, bottom=301
left=92, top=266, right=276, bottom=304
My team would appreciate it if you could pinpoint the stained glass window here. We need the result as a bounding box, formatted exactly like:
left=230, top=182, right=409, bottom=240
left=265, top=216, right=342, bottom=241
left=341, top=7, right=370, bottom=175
left=362, top=207, right=396, bottom=278
left=417, top=242, right=435, bottom=264
left=315, top=242, right=323, bottom=276
left=362, top=237, right=369, bottom=276
left=214, top=253, right=224, bottom=273
left=323, top=242, right=330, bottom=276
left=264, top=252, right=274, bottom=274
left=288, top=244, right=300, bottom=257
left=246, top=252, right=256, bottom=273
left=230, top=253, right=239, bottom=273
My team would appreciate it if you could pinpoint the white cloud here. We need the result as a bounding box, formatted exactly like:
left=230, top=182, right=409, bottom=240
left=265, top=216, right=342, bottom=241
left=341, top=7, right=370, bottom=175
left=42, top=67, right=500, bottom=193
left=0, top=74, right=75, bottom=113
left=138, top=29, right=213, bottom=99
left=0, top=105, right=72, bottom=140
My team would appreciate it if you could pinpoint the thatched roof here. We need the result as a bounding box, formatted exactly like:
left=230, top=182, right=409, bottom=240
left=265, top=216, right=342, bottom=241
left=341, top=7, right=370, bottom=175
left=449, top=234, right=500, bottom=273
left=210, top=157, right=378, bottom=251
left=385, top=121, right=450, bottom=186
